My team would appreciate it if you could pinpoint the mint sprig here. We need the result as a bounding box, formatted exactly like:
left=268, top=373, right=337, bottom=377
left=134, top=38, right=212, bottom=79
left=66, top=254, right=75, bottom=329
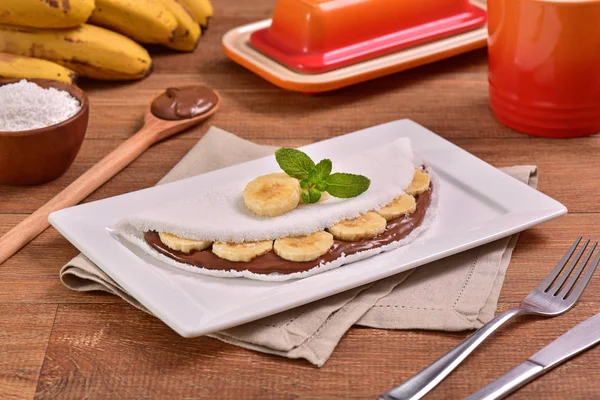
left=274, top=148, right=315, bottom=180
left=275, top=148, right=370, bottom=204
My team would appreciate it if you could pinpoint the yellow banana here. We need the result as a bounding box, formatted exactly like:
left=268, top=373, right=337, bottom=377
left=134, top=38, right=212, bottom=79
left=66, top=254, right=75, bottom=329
left=179, top=0, right=213, bottom=28
left=158, top=0, right=201, bottom=52
left=0, top=53, right=77, bottom=84
left=212, top=241, right=273, bottom=263
left=0, top=24, right=152, bottom=81
left=0, top=0, right=95, bottom=28
left=406, top=169, right=431, bottom=196
left=243, top=173, right=301, bottom=217
left=90, top=0, right=178, bottom=44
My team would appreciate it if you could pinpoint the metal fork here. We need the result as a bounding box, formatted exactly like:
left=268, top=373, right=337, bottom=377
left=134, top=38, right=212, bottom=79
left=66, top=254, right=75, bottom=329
left=380, top=237, right=600, bottom=400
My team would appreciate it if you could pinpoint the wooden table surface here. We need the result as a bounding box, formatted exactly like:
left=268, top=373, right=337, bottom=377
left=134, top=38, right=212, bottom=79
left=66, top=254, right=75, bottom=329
left=3, top=1, right=600, bottom=399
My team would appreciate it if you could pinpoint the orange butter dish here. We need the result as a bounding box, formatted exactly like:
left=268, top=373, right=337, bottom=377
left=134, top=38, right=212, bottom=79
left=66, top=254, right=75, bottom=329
left=223, top=0, right=487, bottom=92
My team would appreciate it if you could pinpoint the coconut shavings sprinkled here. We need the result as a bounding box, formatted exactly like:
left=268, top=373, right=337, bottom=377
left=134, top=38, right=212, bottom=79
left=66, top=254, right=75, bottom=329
left=0, top=79, right=81, bottom=132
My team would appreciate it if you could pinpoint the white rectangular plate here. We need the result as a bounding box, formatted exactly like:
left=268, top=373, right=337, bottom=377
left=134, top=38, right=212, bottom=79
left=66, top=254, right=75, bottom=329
left=50, top=120, right=566, bottom=338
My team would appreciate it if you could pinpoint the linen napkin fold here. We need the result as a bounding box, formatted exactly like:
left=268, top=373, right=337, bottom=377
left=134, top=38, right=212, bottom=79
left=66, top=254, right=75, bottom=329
left=60, top=127, right=538, bottom=367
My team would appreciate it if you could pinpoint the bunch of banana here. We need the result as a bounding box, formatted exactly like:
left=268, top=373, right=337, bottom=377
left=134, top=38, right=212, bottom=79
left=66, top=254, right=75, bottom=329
left=0, top=0, right=212, bottom=81
left=0, top=0, right=95, bottom=28
left=0, top=24, right=152, bottom=80
left=0, top=53, right=78, bottom=84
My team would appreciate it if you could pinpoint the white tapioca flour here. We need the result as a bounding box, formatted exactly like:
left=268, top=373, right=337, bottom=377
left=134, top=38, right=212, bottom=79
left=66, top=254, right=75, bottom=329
left=0, top=79, right=81, bottom=132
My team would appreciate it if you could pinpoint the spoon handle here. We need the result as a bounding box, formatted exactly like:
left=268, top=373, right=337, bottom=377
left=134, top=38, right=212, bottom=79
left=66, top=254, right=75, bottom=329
left=0, top=125, right=158, bottom=265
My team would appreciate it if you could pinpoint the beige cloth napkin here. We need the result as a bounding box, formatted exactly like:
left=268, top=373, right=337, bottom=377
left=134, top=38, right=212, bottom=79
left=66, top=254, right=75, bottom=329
left=60, top=127, right=538, bottom=367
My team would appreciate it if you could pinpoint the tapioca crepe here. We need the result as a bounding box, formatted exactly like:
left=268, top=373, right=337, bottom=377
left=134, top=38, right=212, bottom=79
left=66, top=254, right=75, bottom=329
left=116, top=138, right=440, bottom=281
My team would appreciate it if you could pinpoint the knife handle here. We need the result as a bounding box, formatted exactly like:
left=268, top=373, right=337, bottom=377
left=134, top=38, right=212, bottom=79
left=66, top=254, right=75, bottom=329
left=379, top=308, right=525, bottom=400
left=465, top=361, right=544, bottom=400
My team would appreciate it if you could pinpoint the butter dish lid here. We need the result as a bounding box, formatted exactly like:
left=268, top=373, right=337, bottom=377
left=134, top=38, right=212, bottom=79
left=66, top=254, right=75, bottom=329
left=249, top=0, right=486, bottom=74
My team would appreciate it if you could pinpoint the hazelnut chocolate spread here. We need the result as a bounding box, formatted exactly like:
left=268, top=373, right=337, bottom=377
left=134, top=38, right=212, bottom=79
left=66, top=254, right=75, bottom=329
left=150, top=86, right=218, bottom=120
left=144, top=184, right=433, bottom=275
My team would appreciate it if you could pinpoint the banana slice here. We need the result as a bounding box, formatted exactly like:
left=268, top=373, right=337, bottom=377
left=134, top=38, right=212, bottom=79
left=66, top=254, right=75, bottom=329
left=328, top=211, right=387, bottom=241
left=158, top=232, right=211, bottom=253
left=212, top=240, right=273, bottom=262
left=244, top=172, right=301, bottom=217
left=376, top=194, right=417, bottom=221
left=274, top=231, right=334, bottom=262
left=406, top=169, right=430, bottom=196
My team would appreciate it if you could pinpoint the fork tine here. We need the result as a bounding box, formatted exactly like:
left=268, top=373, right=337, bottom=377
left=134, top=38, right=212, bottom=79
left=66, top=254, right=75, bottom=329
left=538, top=236, right=582, bottom=292
left=546, top=238, right=589, bottom=295
left=557, top=241, right=597, bottom=299
left=565, top=245, right=600, bottom=302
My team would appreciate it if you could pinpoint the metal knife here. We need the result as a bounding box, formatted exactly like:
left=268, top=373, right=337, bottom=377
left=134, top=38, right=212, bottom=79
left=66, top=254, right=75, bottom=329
left=466, top=312, right=600, bottom=400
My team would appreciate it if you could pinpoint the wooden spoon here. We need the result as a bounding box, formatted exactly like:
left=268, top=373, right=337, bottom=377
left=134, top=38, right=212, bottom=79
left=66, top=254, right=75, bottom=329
left=0, top=85, right=221, bottom=265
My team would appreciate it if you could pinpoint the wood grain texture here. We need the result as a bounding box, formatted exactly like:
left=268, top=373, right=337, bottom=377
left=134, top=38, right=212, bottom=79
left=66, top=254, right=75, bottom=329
left=0, top=305, right=57, bottom=400
left=1, top=0, right=600, bottom=398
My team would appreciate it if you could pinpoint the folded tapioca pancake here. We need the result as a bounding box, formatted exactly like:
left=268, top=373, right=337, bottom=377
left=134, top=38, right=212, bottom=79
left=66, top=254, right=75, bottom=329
left=116, top=138, right=439, bottom=281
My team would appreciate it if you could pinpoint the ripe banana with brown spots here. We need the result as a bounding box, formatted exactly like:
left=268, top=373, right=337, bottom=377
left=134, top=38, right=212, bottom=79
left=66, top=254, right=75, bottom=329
left=89, top=0, right=178, bottom=44
left=0, top=53, right=78, bottom=84
left=0, top=0, right=96, bottom=28
left=158, top=0, right=201, bottom=51
left=179, top=0, right=213, bottom=28
left=0, top=24, right=153, bottom=81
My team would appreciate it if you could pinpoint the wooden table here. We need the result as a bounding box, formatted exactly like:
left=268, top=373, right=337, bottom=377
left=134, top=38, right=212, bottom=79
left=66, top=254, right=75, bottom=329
left=2, top=1, right=600, bottom=399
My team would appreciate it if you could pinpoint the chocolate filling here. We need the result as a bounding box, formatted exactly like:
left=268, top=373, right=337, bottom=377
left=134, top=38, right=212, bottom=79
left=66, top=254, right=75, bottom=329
left=150, top=86, right=218, bottom=120
left=144, top=184, right=432, bottom=275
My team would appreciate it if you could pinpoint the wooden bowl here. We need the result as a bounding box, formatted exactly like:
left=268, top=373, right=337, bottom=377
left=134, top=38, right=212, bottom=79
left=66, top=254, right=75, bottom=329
left=0, top=79, right=89, bottom=186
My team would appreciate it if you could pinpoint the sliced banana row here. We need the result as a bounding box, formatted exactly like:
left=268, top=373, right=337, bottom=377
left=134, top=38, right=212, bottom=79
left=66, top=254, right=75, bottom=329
left=157, top=232, right=334, bottom=263
left=158, top=169, right=430, bottom=262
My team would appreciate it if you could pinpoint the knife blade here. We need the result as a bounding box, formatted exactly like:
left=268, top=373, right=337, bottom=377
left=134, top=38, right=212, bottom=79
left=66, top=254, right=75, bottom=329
left=466, top=312, right=600, bottom=400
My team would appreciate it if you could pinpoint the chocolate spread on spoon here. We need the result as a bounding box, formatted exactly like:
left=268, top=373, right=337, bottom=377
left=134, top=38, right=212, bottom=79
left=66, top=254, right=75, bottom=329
left=144, top=184, right=433, bottom=275
left=151, top=86, right=218, bottom=120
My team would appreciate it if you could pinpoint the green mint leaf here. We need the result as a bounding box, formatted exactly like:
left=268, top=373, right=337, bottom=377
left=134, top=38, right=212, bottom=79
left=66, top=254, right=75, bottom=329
left=324, top=173, right=371, bottom=198
left=275, top=148, right=315, bottom=180
left=300, top=178, right=310, bottom=189
left=311, top=159, right=332, bottom=182
left=315, top=181, right=328, bottom=192
left=301, top=188, right=322, bottom=204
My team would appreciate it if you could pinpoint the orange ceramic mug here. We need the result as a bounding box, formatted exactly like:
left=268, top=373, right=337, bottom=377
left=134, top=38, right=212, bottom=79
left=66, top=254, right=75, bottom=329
left=488, top=0, right=600, bottom=137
